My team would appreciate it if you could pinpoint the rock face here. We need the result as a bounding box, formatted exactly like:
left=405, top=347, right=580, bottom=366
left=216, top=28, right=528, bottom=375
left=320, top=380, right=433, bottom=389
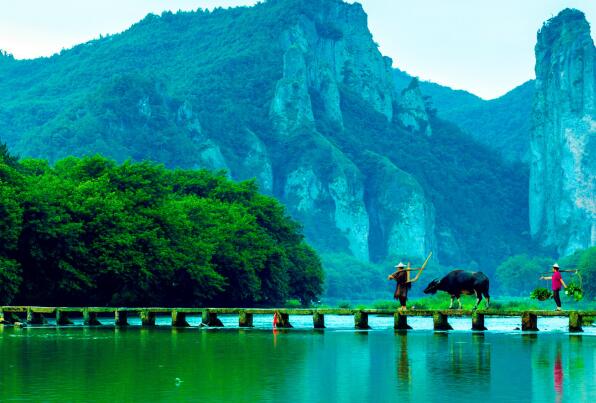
left=281, top=135, right=370, bottom=260
left=396, top=78, right=432, bottom=136
left=364, top=152, right=435, bottom=262
left=530, top=9, right=596, bottom=255
left=272, top=0, right=397, bottom=127
left=267, top=0, right=435, bottom=262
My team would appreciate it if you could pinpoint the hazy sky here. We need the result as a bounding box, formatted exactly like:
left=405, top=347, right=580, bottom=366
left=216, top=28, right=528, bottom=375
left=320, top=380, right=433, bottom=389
left=1, top=0, right=595, bottom=99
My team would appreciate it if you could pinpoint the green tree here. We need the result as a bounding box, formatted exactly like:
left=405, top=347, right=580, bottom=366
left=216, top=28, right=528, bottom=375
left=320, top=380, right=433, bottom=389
left=561, top=247, right=596, bottom=298
left=1, top=153, right=323, bottom=307
left=495, top=254, right=553, bottom=296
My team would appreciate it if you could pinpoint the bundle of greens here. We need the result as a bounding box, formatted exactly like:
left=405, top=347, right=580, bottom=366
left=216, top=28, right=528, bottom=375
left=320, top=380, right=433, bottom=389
left=530, top=288, right=552, bottom=301
left=565, top=284, right=583, bottom=302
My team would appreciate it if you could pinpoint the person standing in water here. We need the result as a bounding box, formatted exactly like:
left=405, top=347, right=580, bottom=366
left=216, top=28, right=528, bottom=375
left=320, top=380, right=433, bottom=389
left=388, top=262, right=424, bottom=311
left=540, top=263, right=567, bottom=310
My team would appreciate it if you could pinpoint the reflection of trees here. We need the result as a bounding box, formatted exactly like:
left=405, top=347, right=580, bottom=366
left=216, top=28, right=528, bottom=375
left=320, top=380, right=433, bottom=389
left=447, top=333, right=491, bottom=378
left=425, top=333, right=491, bottom=395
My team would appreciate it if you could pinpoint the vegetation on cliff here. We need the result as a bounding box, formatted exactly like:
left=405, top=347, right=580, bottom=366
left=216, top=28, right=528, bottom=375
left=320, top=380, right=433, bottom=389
left=0, top=0, right=564, bottom=296
left=0, top=147, right=323, bottom=306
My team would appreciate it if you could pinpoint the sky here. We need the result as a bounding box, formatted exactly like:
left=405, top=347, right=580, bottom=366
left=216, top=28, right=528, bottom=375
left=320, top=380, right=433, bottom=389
left=1, top=0, right=595, bottom=99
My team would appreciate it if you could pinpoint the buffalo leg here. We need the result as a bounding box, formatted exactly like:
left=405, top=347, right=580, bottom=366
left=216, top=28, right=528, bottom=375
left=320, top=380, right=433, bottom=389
left=457, top=298, right=462, bottom=310
left=483, top=291, right=490, bottom=308
left=473, top=290, right=483, bottom=310
left=449, top=296, right=455, bottom=309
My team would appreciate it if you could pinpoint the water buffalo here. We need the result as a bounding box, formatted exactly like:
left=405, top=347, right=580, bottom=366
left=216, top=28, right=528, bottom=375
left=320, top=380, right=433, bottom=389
left=423, top=270, right=490, bottom=309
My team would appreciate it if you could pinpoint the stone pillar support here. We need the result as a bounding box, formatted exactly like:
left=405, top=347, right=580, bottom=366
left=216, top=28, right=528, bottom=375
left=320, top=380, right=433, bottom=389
left=27, top=308, right=47, bottom=325
left=239, top=311, right=253, bottom=327
left=569, top=312, right=583, bottom=332
left=171, top=310, right=189, bottom=327
left=394, top=312, right=412, bottom=330
left=433, top=312, right=452, bottom=330
left=274, top=311, right=292, bottom=328
left=0, top=309, right=6, bottom=324
left=472, top=312, right=487, bottom=331
left=56, top=309, right=74, bottom=326
left=313, top=312, right=325, bottom=329
left=115, top=310, right=129, bottom=326
left=521, top=312, right=538, bottom=331
left=202, top=311, right=224, bottom=327
left=140, top=310, right=156, bottom=327
left=83, top=309, right=102, bottom=326
left=354, top=311, right=370, bottom=329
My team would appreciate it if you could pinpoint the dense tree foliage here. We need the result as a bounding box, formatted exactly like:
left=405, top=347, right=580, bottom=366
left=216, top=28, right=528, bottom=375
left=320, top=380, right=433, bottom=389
left=323, top=253, right=391, bottom=300
left=560, top=247, right=596, bottom=298
left=495, top=254, right=554, bottom=296
left=0, top=152, right=323, bottom=306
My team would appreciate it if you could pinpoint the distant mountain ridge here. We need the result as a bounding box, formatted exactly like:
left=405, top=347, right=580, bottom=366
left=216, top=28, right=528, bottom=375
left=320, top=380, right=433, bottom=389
left=393, top=69, right=534, bottom=163
left=0, top=0, right=539, bottom=278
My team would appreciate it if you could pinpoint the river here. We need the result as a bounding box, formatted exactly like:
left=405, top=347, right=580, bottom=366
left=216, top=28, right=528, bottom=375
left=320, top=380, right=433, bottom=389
left=1, top=315, right=595, bottom=402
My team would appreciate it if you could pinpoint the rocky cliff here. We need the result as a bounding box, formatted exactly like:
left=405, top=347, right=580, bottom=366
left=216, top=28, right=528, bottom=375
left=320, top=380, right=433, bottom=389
left=0, top=0, right=534, bottom=272
left=396, top=78, right=432, bottom=136
left=267, top=0, right=435, bottom=262
left=530, top=9, right=596, bottom=255
left=394, top=70, right=534, bottom=163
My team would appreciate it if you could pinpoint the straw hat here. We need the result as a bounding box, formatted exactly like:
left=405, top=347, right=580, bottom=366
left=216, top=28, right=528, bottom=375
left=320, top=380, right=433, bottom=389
left=552, top=263, right=560, bottom=269
left=395, top=262, right=405, bottom=268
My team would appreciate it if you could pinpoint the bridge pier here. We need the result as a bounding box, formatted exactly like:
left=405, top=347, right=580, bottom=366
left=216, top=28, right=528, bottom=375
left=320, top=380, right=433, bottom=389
left=83, top=309, right=102, bottom=326
left=274, top=311, right=292, bottom=328
left=313, top=312, right=325, bottom=329
left=394, top=312, right=411, bottom=330
left=239, top=311, right=253, bottom=327
left=171, top=310, right=189, bottom=327
left=0, top=311, right=20, bottom=324
left=115, top=310, right=129, bottom=326
left=472, top=312, right=487, bottom=331
left=433, top=312, right=452, bottom=330
left=569, top=312, right=583, bottom=332
left=140, top=310, right=156, bottom=326
left=202, top=311, right=224, bottom=327
left=27, top=308, right=48, bottom=325
left=56, top=309, right=73, bottom=325
left=354, top=311, right=370, bottom=329
left=521, top=312, right=538, bottom=331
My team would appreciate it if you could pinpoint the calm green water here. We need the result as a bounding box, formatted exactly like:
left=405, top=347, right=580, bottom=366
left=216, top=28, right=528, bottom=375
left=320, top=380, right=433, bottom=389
left=1, top=325, right=595, bottom=402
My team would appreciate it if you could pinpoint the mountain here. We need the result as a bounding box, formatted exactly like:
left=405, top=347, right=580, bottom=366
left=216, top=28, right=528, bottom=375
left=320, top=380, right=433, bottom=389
left=393, top=70, right=534, bottom=163
left=0, top=0, right=534, bottom=278
left=530, top=9, right=596, bottom=256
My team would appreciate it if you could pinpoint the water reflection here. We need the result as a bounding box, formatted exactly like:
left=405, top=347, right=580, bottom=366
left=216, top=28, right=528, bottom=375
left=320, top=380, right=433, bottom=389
left=554, top=349, right=563, bottom=402
left=396, top=333, right=410, bottom=383
left=1, top=328, right=595, bottom=402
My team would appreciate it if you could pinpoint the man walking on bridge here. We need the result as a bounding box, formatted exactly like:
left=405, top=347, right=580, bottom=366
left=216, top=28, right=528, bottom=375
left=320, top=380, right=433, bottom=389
left=540, top=263, right=567, bottom=311
left=388, top=262, right=424, bottom=311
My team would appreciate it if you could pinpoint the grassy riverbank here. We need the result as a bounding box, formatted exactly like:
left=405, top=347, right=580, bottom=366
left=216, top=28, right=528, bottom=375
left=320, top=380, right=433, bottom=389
left=322, top=294, right=596, bottom=312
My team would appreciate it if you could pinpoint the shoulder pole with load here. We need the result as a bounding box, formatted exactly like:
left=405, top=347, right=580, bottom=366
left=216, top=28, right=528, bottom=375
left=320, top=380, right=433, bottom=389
left=406, top=251, right=433, bottom=284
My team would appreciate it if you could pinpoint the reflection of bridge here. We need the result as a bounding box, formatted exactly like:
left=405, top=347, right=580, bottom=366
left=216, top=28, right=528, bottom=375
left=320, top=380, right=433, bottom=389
left=1, top=307, right=593, bottom=332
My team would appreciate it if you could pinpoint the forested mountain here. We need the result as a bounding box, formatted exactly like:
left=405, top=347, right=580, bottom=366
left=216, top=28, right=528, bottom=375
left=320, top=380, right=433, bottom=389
left=394, top=70, right=534, bottom=163
left=0, top=0, right=540, bottom=286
